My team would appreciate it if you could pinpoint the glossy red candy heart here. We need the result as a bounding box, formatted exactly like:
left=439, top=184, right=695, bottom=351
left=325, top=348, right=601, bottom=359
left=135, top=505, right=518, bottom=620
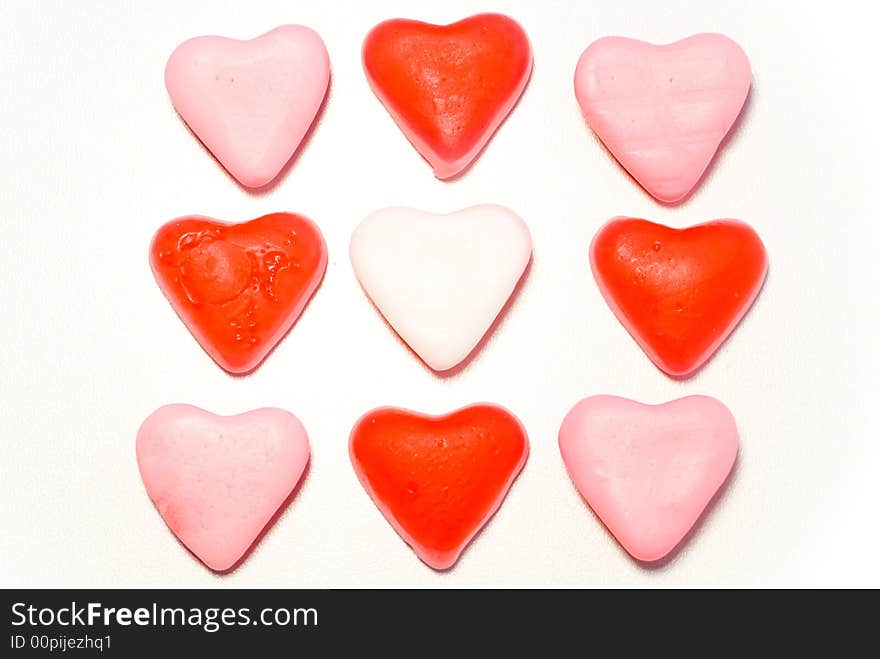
left=362, top=13, right=532, bottom=179
left=590, top=218, right=767, bottom=377
left=350, top=404, right=529, bottom=570
left=150, top=213, right=327, bottom=374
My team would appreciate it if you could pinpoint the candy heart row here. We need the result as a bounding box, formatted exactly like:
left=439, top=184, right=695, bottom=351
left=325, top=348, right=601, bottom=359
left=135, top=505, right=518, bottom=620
left=137, top=396, right=738, bottom=571
left=151, top=209, right=767, bottom=378
left=166, top=16, right=750, bottom=202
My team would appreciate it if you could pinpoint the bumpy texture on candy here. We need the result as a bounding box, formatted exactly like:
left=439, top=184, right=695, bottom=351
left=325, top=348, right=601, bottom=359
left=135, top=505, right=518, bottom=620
left=362, top=13, right=532, bottom=179
left=137, top=405, right=310, bottom=572
left=350, top=205, right=532, bottom=371
left=150, top=213, right=327, bottom=374
left=574, top=34, right=751, bottom=203
left=590, top=217, right=767, bottom=377
left=350, top=405, right=529, bottom=570
left=558, top=395, right=738, bottom=562
left=165, top=25, right=330, bottom=188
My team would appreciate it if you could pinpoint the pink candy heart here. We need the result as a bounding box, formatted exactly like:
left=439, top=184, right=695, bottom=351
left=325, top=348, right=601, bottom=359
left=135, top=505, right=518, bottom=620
left=165, top=25, right=330, bottom=188
left=574, top=33, right=751, bottom=203
left=136, top=405, right=310, bottom=571
left=558, top=395, right=738, bottom=562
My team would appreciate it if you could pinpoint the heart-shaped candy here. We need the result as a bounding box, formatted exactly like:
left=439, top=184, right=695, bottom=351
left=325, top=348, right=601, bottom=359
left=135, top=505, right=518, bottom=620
left=137, top=404, right=310, bottom=571
left=558, top=395, right=738, bottom=562
left=350, top=405, right=529, bottom=569
left=350, top=205, right=531, bottom=371
left=165, top=25, right=330, bottom=188
left=363, top=13, right=532, bottom=178
left=590, top=217, right=767, bottom=377
left=150, top=213, right=327, bottom=374
left=574, top=34, right=751, bottom=203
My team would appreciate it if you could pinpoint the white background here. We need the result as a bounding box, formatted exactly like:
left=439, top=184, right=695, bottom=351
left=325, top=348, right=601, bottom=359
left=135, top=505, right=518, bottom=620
left=1, top=0, right=877, bottom=588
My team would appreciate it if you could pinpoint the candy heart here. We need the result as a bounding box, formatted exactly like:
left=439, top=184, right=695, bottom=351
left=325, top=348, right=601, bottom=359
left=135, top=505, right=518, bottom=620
left=150, top=213, right=327, bottom=374
left=590, top=217, right=767, bottom=377
left=137, top=404, right=310, bottom=571
left=165, top=25, right=330, bottom=188
left=558, top=395, right=738, bottom=562
left=363, top=13, right=532, bottom=179
left=574, top=34, right=751, bottom=203
left=350, top=205, right=531, bottom=371
left=350, top=404, right=528, bottom=569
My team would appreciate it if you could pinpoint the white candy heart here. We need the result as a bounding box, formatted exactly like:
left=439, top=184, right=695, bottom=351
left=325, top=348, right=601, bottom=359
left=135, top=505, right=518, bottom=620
left=350, top=205, right=532, bottom=371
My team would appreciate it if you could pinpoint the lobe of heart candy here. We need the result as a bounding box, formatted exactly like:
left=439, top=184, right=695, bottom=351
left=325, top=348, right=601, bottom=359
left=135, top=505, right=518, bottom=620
left=574, top=33, right=751, bottom=203
left=590, top=217, right=767, bottom=377
left=150, top=213, right=327, bottom=374
left=350, top=405, right=529, bottom=569
left=362, top=13, right=532, bottom=178
left=165, top=25, right=330, bottom=188
left=558, top=395, right=738, bottom=562
left=136, top=405, right=311, bottom=572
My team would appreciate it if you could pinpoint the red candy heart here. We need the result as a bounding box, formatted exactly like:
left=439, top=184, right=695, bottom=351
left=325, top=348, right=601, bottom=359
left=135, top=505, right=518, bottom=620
left=590, top=218, right=767, bottom=377
left=350, top=405, right=529, bottom=570
left=150, top=213, right=327, bottom=374
left=362, top=13, right=532, bottom=179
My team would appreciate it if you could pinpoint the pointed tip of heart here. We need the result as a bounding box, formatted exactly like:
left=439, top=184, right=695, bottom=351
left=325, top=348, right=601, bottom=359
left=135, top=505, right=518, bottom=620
left=559, top=394, right=738, bottom=562
left=429, top=154, right=478, bottom=181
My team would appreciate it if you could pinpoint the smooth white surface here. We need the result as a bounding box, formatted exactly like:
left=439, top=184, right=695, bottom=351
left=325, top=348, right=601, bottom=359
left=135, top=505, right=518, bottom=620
left=350, top=205, right=532, bottom=371
left=0, top=0, right=877, bottom=587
